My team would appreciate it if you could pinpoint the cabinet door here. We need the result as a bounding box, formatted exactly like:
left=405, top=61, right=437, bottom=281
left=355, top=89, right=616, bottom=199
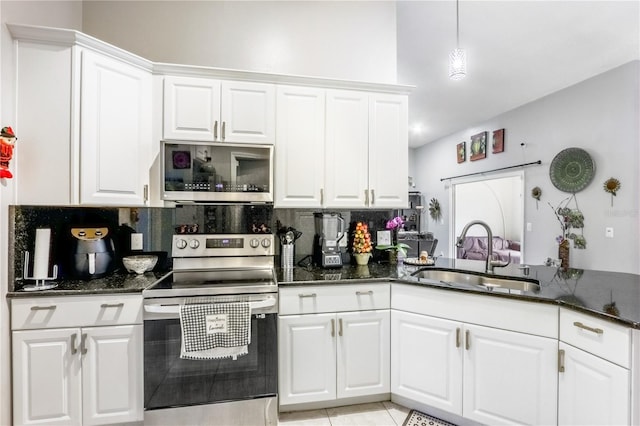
left=81, top=325, right=143, bottom=425
left=278, top=314, right=337, bottom=405
left=325, top=89, right=369, bottom=208
left=558, top=342, right=630, bottom=426
left=368, top=94, right=409, bottom=208
left=221, top=81, right=275, bottom=144
left=80, top=49, right=151, bottom=205
left=274, top=85, right=325, bottom=207
left=391, top=311, right=463, bottom=415
left=337, top=310, right=390, bottom=399
left=12, top=328, right=82, bottom=425
left=163, top=75, right=221, bottom=141
left=463, top=323, right=558, bottom=426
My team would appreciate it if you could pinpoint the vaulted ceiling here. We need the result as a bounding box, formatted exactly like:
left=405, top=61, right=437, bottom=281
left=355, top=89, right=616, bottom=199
left=397, top=1, right=640, bottom=147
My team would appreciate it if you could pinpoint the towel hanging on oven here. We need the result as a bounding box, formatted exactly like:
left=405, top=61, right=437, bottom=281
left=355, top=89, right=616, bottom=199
left=179, top=302, right=251, bottom=360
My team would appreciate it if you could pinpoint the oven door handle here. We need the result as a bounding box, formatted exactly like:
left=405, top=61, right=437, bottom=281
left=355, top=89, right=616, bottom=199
left=144, top=297, right=276, bottom=314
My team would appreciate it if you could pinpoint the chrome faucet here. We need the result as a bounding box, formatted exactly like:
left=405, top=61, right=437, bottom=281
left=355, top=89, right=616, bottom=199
left=456, top=220, right=510, bottom=274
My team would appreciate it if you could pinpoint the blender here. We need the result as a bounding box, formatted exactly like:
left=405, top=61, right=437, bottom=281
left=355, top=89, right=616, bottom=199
left=312, top=212, right=346, bottom=268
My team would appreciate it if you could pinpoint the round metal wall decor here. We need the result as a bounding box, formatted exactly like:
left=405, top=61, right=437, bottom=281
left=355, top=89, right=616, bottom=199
left=549, top=147, right=595, bottom=193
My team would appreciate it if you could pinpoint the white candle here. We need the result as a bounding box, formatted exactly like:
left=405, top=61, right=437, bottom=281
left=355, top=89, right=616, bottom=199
left=33, top=228, right=51, bottom=279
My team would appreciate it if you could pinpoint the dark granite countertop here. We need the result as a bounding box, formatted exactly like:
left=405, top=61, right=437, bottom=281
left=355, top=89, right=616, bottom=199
left=277, top=258, right=640, bottom=329
left=8, top=271, right=170, bottom=298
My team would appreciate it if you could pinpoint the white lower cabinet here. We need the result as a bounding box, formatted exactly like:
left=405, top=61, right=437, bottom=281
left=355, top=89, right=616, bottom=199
left=558, top=308, right=631, bottom=425
left=11, top=295, right=143, bottom=425
left=278, top=283, right=391, bottom=408
left=391, top=310, right=557, bottom=425
left=391, top=283, right=559, bottom=426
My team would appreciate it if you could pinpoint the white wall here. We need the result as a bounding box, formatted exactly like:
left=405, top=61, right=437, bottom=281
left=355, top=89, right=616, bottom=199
left=412, top=60, right=640, bottom=274
left=82, top=1, right=398, bottom=83
left=0, top=3, right=82, bottom=424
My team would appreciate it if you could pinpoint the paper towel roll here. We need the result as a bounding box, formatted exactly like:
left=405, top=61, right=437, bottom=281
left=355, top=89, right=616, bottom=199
left=33, top=228, right=51, bottom=279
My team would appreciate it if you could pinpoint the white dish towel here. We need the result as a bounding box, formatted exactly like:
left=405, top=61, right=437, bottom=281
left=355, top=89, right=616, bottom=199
left=179, top=302, right=251, bottom=360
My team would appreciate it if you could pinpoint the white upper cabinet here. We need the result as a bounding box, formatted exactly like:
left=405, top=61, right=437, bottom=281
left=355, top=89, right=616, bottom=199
left=10, top=25, right=153, bottom=206
left=80, top=50, right=152, bottom=205
left=163, top=76, right=275, bottom=144
left=325, top=89, right=370, bottom=208
left=368, top=94, right=409, bottom=208
left=274, top=85, right=326, bottom=207
left=163, top=76, right=221, bottom=141
left=324, top=90, right=408, bottom=209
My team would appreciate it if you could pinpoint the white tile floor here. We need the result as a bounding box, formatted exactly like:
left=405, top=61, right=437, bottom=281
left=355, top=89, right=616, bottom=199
left=278, top=401, right=411, bottom=426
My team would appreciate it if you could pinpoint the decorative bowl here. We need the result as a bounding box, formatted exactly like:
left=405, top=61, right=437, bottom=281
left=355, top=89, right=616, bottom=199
left=122, top=255, right=158, bottom=274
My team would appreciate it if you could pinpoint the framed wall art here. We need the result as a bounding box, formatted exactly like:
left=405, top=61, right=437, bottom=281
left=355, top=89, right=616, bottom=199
left=493, top=128, right=505, bottom=153
left=457, top=141, right=466, bottom=163
left=470, top=131, right=487, bottom=161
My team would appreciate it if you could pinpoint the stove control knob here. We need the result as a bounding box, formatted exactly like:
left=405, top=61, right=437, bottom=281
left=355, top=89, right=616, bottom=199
left=175, top=239, right=187, bottom=249
left=261, top=238, right=271, bottom=248
left=189, top=239, right=200, bottom=249
left=249, top=238, right=260, bottom=248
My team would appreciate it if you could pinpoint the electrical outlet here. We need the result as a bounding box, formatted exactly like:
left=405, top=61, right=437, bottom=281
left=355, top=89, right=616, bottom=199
left=526, top=222, right=532, bottom=232
left=605, top=227, right=614, bottom=239
left=131, top=233, right=143, bottom=250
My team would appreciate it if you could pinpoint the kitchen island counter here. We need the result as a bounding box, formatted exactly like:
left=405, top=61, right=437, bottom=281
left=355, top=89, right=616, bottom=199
left=277, top=258, right=640, bottom=329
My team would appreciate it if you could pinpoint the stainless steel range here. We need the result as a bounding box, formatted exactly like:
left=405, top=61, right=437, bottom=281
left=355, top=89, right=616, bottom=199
left=143, top=233, right=277, bottom=426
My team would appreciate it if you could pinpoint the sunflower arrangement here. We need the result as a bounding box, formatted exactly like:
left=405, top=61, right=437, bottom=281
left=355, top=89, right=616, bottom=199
left=352, top=222, right=372, bottom=254
left=603, top=177, right=621, bottom=206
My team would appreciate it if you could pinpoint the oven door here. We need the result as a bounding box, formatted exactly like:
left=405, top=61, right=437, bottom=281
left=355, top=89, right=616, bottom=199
left=143, top=294, right=277, bottom=411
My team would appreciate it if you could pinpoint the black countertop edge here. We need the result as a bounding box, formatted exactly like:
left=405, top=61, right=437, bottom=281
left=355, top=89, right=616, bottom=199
left=6, top=260, right=640, bottom=330
left=7, top=271, right=171, bottom=298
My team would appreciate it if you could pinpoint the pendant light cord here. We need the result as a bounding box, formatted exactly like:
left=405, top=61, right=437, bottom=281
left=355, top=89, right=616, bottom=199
left=456, top=0, right=460, bottom=48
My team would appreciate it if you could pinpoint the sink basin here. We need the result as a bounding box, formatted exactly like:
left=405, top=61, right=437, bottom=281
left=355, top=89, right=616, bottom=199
left=411, top=269, right=540, bottom=293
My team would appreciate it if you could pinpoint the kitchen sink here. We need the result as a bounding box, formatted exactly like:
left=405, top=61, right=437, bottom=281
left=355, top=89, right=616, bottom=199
left=411, top=269, right=540, bottom=293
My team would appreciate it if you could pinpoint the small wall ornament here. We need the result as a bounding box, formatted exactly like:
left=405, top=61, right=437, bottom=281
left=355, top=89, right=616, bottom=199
left=531, top=186, right=542, bottom=209
left=0, top=126, right=17, bottom=179
left=603, top=177, right=621, bottom=206
left=428, top=198, right=442, bottom=222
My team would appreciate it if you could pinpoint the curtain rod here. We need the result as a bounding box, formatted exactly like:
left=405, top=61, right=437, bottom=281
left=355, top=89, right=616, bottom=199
left=440, top=160, right=542, bottom=182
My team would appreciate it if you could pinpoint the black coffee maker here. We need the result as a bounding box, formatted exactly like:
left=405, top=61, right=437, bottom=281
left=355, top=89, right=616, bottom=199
left=70, top=226, right=115, bottom=279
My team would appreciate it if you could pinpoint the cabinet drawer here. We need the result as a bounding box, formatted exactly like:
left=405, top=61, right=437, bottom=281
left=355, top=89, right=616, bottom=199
left=279, top=283, right=390, bottom=315
left=560, top=308, right=630, bottom=368
left=11, top=294, right=143, bottom=330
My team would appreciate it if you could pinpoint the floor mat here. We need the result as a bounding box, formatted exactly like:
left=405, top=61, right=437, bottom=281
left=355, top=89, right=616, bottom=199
left=402, top=409, right=457, bottom=426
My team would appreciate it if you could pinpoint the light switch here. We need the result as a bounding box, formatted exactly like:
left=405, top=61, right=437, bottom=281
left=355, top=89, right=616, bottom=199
left=131, top=233, right=144, bottom=250
left=526, top=222, right=532, bottom=232
left=605, top=227, right=614, bottom=238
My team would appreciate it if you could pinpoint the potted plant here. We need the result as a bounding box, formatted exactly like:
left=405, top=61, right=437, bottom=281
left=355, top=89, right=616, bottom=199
left=352, top=222, right=373, bottom=265
left=376, top=216, right=411, bottom=264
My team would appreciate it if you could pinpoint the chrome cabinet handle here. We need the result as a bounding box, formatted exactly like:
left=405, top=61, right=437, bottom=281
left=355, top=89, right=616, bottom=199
left=30, top=305, right=56, bottom=311
left=143, top=184, right=149, bottom=203
left=331, top=319, right=335, bottom=337
left=338, top=318, right=343, bottom=337
left=221, top=121, right=226, bottom=140
left=298, top=293, right=317, bottom=298
left=573, top=321, right=604, bottom=335
left=355, top=290, right=373, bottom=296
left=70, top=333, right=78, bottom=355
left=364, top=190, right=369, bottom=206
left=320, top=188, right=324, bottom=205
left=558, top=349, right=565, bottom=373
left=465, top=330, right=470, bottom=350
left=80, top=333, right=88, bottom=355
left=371, top=189, right=375, bottom=205
left=456, top=328, right=461, bottom=348
left=214, top=121, right=218, bottom=139
left=101, top=302, right=124, bottom=308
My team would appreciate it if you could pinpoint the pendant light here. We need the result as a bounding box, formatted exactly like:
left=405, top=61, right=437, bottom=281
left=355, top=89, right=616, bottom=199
left=449, top=0, right=467, bottom=80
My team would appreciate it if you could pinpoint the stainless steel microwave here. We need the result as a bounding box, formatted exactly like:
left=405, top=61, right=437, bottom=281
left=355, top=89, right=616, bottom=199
left=161, top=141, right=273, bottom=203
